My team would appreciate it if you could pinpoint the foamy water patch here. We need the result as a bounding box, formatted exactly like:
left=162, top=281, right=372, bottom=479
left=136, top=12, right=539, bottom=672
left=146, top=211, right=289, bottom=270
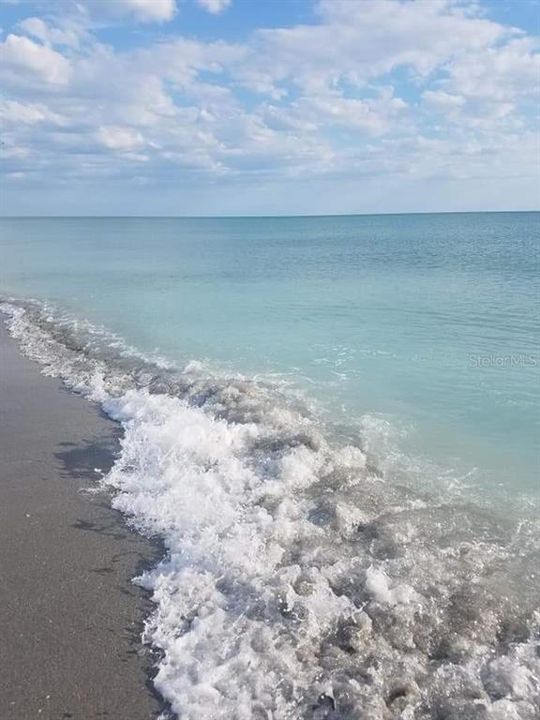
left=2, top=299, right=539, bottom=719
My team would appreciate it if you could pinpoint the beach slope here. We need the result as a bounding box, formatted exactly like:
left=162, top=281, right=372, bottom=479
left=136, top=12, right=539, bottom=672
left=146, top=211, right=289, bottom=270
left=0, top=323, right=164, bottom=719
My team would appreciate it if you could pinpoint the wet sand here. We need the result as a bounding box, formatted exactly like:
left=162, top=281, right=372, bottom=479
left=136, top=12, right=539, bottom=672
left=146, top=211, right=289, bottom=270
left=0, top=323, right=166, bottom=719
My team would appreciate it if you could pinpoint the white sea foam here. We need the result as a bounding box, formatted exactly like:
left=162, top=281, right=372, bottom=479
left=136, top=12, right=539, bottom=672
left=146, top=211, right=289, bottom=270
left=2, top=299, right=539, bottom=720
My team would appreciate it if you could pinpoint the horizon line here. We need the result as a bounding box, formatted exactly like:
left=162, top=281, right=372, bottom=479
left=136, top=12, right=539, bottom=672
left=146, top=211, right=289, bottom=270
left=1, top=209, right=539, bottom=220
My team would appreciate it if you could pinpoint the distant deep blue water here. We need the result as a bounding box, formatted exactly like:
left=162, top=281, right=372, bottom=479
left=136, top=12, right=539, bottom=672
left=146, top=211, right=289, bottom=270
left=1, top=213, right=538, bottom=492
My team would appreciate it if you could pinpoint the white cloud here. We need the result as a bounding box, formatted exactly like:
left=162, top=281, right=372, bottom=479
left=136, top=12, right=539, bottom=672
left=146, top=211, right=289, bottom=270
left=97, top=125, right=145, bottom=151
left=119, top=0, right=177, bottom=22
left=83, top=0, right=177, bottom=23
left=421, top=34, right=539, bottom=129
left=0, top=99, right=65, bottom=124
left=448, top=37, right=540, bottom=102
left=250, top=0, right=506, bottom=90
left=19, top=17, right=54, bottom=42
left=0, top=33, right=71, bottom=85
left=197, top=0, right=232, bottom=14
left=423, top=91, right=466, bottom=111
left=18, top=16, right=83, bottom=47
left=260, top=87, right=408, bottom=139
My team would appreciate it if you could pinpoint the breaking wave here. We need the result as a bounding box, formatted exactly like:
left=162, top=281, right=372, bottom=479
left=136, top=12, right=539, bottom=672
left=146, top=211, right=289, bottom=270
left=2, top=298, right=539, bottom=720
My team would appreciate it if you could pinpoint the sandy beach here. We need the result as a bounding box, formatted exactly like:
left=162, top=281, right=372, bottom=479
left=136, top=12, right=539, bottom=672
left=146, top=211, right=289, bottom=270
left=0, top=322, right=165, bottom=719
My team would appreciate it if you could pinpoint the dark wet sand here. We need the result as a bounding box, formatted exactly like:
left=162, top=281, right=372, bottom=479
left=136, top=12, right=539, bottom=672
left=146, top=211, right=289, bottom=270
left=0, top=323, right=166, bottom=719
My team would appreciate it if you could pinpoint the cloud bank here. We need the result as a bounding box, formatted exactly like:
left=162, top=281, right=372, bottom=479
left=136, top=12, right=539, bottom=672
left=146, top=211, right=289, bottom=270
left=0, top=0, right=538, bottom=214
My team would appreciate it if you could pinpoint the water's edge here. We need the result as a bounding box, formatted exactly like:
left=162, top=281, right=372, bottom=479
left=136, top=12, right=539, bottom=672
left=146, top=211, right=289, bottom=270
left=2, top=297, right=539, bottom=720
left=0, top=320, right=172, bottom=719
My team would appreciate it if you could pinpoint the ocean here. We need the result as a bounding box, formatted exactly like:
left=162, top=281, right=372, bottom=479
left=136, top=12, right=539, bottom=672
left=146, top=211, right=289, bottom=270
left=1, top=212, right=539, bottom=719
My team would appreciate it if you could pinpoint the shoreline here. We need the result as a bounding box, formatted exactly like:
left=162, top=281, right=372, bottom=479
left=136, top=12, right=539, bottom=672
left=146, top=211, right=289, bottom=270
left=1, top=299, right=539, bottom=717
left=0, top=322, right=167, bottom=719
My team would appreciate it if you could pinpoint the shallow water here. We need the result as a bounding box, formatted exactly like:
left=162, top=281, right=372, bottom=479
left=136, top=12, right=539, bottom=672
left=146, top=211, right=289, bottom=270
left=1, top=298, right=539, bottom=719
left=1, top=213, right=538, bottom=492
left=1, top=212, right=539, bottom=718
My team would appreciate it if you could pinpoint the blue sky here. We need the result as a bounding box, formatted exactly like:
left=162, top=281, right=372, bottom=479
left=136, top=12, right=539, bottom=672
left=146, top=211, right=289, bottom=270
left=1, top=0, right=539, bottom=215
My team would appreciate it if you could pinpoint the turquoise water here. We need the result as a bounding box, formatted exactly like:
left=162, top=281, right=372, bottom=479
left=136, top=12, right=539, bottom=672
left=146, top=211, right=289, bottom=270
left=1, top=213, right=538, bottom=492
left=2, top=213, right=540, bottom=718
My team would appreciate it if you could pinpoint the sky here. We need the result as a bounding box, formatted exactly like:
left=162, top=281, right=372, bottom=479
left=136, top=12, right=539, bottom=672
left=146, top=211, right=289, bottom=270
left=0, top=0, right=539, bottom=216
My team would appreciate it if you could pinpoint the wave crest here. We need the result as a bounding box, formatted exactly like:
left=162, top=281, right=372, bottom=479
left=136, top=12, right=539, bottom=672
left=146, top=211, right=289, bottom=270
left=2, top=299, right=539, bottom=720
